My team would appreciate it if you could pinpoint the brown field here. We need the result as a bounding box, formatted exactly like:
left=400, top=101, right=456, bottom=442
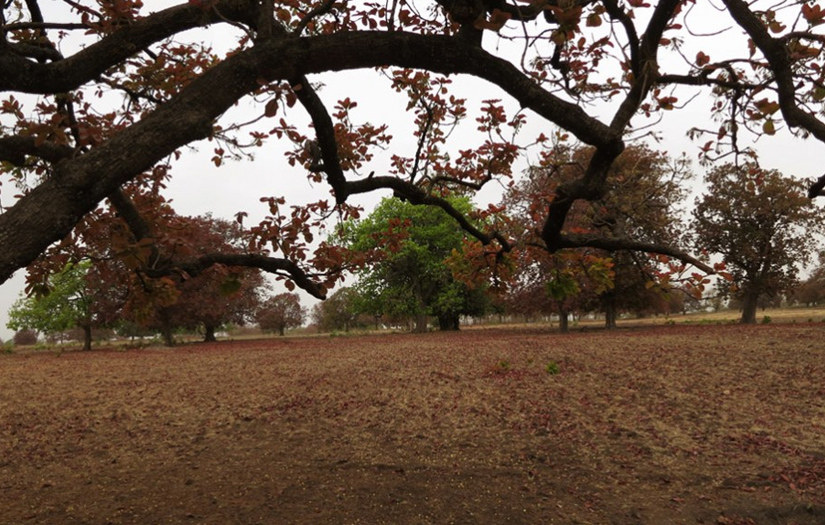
left=1, top=324, right=825, bottom=524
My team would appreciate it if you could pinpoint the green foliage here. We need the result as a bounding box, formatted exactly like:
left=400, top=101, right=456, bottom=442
left=7, top=261, right=92, bottom=340
left=761, top=315, right=772, bottom=324
left=341, top=196, right=489, bottom=331
left=545, top=361, right=561, bottom=375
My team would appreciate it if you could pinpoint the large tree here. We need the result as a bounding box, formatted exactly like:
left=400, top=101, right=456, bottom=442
left=693, top=164, right=825, bottom=324
left=4, top=0, right=825, bottom=296
left=138, top=215, right=268, bottom=345
left=502, top=144, right=692, bottom=329
left=342, top=195, right=489, bottom=332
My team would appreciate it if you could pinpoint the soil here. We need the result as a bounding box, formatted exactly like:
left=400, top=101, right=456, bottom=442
left=1, top=324, right=825, bottom=524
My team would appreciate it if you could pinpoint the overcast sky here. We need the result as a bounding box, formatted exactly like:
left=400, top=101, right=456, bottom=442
left=1, top=1, right=823, bottom=342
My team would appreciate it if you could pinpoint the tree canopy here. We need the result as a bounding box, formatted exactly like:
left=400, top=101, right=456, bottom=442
left=2, top=0, right=825, bottom=300
left=693, top=164, right=825, bottom=323
left=341, top=195, right=489, bottom=331
left=7, top=261, right=97, bottom=349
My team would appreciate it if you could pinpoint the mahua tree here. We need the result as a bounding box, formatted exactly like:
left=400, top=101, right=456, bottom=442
left=693, top=164, right=825, bottom=324
left=5, top=0, right=825, bottom=297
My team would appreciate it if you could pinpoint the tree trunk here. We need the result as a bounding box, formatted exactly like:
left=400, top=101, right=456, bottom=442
left=203, top=323, right=217, bottom=342
left=438, top=314, right=460, bottom=331
left=603, top=293, right=617, bottom=329
left=161, top=322, right=174, bottom=347
left=82, top=324, right=92, bottom=351
left=559, top=308, right=569, bottom=333
left=740, top=290, right=759, bottom=324
left=413, top=314, right=428, bottom=333
left=278, top=325, right=285, bottom=336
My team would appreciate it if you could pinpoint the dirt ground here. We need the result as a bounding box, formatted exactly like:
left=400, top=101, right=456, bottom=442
left=1, top=324, right=825, bottom=524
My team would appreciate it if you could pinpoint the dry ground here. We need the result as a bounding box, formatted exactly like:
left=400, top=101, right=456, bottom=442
left=1, top=324, right=825, bottom=524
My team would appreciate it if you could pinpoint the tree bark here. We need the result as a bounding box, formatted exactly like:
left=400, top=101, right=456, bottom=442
left=82, top=324, right=92, bottom=351
left=161, top=323, right=174, bottom=347
left=413, top=314, right=428, bottom=333
left=740, top=290, right=759, bottom=324
left=437, top=314, right=460, bottom=331
left=603, top=292, right=617, bottom=329
left=559, top=308, right=569, bottom=333
left=204, top=323, right=217, bottom=342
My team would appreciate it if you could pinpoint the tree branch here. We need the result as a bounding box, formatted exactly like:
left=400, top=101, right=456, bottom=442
left=0, top=30, right=620, bottom=283
left=558, top=234, right=715, bottom=274
left=147, top=253, right=327, bottom=299
left=0, top=135, right=74, bottom=164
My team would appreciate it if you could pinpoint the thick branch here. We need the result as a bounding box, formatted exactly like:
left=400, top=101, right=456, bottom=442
left=558, top=234, right=715, bottom=274
left=723, top=0, right=825, bottom=143
left=0, top=0, right=259, bottom=93
left=147, top=253, right=327, bottom=299
left=0, top=135, right=74, bottom=165
left=0, top=31, right=617, bottom=283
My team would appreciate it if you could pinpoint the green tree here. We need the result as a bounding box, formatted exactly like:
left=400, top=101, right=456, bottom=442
left=343, top=196, right=488, bottom=332
left=7, top=261, right=97, bottom=350
left=693, top=165, right=825, bottom=324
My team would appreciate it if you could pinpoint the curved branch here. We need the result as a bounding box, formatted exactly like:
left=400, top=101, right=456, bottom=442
left=0, top=0, right=259, bottom=93
left=346, top=175, right=511, bottom=250
left=723, top=0, right=825, bottom=143
left=148, top=253, right=327, bottom=299
left=0, top=31, right=618, bottom=283
left=558, top=234, right=715, bottom=274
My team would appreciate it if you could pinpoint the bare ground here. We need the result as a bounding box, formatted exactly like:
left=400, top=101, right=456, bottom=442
left=1, top=324, right=825, bottom=524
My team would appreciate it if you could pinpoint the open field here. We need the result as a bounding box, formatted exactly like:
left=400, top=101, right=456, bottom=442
left=1, top=324, right=825, bottom=524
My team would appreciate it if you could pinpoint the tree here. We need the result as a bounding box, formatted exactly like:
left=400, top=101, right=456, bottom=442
left=135, top=215, right=268, bottom=345
left=792, top=256, right=825, bottom=306
left=311, top=287, right=364, bottom=333
left=501, top=144, right=692, bottom=329
left=12, top=329, right=37, bottom=346
left=257, top=293, right=306, bottom=336
left=5, top=0, right=825, bottom=298
left=342, top=196, right=489, bottom=332
left=693, top=164, right=825, bottom=324
left=7, top=261, right=103, bottom=350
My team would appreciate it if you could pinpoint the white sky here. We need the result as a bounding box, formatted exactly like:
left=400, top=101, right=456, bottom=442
left=1, top=1, right=823, bottom=341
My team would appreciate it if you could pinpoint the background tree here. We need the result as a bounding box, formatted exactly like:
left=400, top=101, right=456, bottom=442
left=257, top=293, right=306, bottom=336
left=792, top=255, right=825, bottom=306
left=501, top=144, right=693, bottom=329
left=135, top=215, right=268, bottom=345
left=6, top=261, right=105, bottom=350
left=693, top=164, right=825, bottom=324
left=311, top=287, right=366, bottom=333
left=342, top=196, right=490, bottom=332
left=12, top=329, right=37, bottom=347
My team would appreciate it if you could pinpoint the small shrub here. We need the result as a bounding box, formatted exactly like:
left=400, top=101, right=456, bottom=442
left=761, top=315, right=772, bottom=324
left=12, top=329, right=38, bottom=346
left=546, top=361, right=560, bottom=375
